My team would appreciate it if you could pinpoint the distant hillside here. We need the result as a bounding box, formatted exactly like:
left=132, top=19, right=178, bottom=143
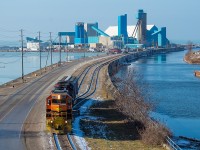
left=0, top=41, right=19, bottom=47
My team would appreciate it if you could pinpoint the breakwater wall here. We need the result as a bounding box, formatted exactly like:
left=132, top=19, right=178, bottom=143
left=108, top=47, right=184, bottom=77
left=105, top=47, right=184, bottom=100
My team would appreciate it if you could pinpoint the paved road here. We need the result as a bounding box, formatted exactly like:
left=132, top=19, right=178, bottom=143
left=0, top=56, right=103, bottom=150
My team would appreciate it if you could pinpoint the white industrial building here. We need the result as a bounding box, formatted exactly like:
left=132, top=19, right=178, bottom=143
left=105, top=25, right=156, bottom=38
left=27, top=42, right=40, bottom=51
left=26, top=37, right=48, bottom=51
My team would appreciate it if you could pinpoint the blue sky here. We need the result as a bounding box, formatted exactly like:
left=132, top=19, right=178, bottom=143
left=0, top=0, right=199, bottom=44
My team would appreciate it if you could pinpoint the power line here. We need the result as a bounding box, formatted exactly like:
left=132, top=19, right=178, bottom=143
left=45, top=47, right=50, bottom=69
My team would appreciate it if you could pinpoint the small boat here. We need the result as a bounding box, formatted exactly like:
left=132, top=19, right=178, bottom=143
left=194, top=70, right=200, bottom=78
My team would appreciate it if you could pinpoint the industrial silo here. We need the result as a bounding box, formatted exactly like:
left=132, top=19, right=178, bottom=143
left=118, top=14, right=128, bottom=38
left=136, top=9, right=147, bottom=44
left=75, top=22, right=84, bottom=44
left=158, top=27, right=167, bottom=47
left=75, top=22, right=84, bottom=39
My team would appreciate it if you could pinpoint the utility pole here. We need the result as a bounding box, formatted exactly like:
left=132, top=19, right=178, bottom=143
left=80, top=27, right=85, bottom=58
left=38, top=31, right=42, bottom=71
left=49, top=32, right=52, bottom=66
left=20, top=29, right=24, bottom=83
left=84, top=30, right=86, bottom=58
left=59, top=34, right=61, bottom=66
left=66, top=43, right=69, bottom=62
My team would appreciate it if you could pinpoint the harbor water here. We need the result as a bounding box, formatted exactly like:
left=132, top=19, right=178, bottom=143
left=0, top=52, right=104, bottom=85
left=116, top=50, right=200, bottom=140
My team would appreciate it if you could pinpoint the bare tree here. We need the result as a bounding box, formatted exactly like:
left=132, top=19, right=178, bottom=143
left=112, top=69, right=171, bottom=145
left=113, top=70, right=152, bottom=122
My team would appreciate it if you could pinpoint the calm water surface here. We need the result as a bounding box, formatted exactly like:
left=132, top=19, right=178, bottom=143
left=117, top=50, right=200, bottom=139
left=0, top=52, right=104, bottom=85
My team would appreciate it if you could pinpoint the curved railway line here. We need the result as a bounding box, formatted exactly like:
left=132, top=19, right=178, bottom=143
left=0, top=54, right=122, bottom=150
left=53, top=55, right=122, bottom=150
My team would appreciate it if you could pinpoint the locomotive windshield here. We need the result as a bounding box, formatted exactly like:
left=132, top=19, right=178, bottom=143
left=52, top=99, right=59, bottom=104
left=52, top=99, right=66, bottom=104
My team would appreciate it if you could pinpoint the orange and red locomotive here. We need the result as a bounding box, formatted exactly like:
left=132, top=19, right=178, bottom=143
left=46, top=76, right=78, bottom=133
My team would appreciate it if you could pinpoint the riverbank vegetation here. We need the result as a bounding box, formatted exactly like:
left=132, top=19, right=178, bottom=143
left=112, top=71, right=171, bottom=146
left=184, top=43, right=200, bottom=64
left=81, top=100, right=165, bottom=150
left=185, top=50, right=200, bottom=64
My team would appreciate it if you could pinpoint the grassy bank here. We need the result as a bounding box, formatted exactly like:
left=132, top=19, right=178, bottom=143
left=80, top=100, right=165, bottom=150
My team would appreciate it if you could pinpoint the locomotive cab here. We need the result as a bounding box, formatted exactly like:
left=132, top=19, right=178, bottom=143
left=46, top=92, right=72, bottom=134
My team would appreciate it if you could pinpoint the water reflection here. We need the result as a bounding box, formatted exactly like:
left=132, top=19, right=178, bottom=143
left=154, top=54, right=167, bottom=63
left=116, top=50, right=200, bottom=140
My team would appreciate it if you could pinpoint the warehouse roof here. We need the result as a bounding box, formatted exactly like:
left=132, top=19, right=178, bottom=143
left=105, top=25, right=156, bottom=37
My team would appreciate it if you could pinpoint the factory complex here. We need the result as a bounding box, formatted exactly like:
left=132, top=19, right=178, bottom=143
left=26, top=9, right=169, bottom=51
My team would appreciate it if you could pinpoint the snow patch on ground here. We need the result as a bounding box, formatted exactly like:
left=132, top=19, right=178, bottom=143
left=72, top=99, right=95, bottom=150
left=72, top=98, right=107, bottom=150
left=48, top=133, right=54, bottom=150
left=95, top=96, right=104, bottom=101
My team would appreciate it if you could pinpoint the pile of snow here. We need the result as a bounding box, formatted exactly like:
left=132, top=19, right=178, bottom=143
left=72, top=98, right=106, bottom=150
left=48, top=133, right=54, bottom=150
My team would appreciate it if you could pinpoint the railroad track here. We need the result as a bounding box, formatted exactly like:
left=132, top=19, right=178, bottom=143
left=76, top=55, right=121, bottom=90
left=53, top=55, right=122, bottom=150
left=77, top=55, right=121, bottom=94
left=74, top=55, right=121, bottom=108
left=54, top=133, right=75, bottom=150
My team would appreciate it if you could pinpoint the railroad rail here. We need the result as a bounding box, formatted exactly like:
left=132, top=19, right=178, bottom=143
left=67, top=133, right=77, bottom=150
left=53, top=133, right=62, bottom=150
left=53, top=131, right=77, bottom=150
left=166, top=136, right=182, bottom=150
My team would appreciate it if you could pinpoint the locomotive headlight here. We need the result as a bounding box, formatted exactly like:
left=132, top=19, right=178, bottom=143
left=50, top=120, right=53, bottom=123
left=65, top=120, right=68, bottom=124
